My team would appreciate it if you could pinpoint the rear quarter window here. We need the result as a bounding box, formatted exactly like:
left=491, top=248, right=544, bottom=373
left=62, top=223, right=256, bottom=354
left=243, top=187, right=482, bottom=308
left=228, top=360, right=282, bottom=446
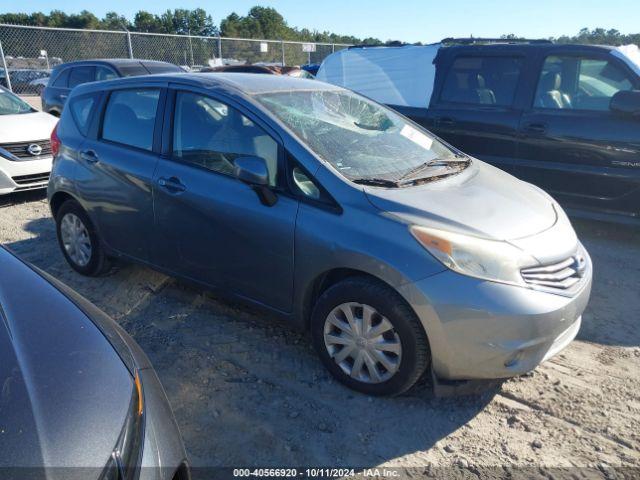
left=69, top=93, right=99, bottom=136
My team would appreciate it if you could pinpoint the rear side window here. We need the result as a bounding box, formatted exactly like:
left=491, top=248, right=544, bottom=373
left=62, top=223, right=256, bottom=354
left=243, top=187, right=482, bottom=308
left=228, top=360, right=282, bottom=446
left=102, top=89, right=160, bottom=151
left=68, top=66, right=95, bottom=88
left=69, top=93, right=99, bottom=136
left=440, top=56, right=523, bottom=106
left=52, top=68, right=70, bottom=88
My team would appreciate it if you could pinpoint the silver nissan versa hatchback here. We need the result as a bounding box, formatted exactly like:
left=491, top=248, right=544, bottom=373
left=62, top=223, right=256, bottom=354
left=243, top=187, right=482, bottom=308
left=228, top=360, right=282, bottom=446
left=48, top=73, right=592, bottom=396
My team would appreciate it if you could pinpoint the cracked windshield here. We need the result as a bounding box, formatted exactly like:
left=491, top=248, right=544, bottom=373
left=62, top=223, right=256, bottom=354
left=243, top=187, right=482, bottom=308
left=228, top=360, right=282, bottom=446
left=256, top=89, right=468, bottom=185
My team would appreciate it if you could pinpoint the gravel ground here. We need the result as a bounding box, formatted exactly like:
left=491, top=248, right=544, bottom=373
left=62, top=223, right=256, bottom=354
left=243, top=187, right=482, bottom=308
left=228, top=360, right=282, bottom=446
left=1, top=191, right=639, bottom=475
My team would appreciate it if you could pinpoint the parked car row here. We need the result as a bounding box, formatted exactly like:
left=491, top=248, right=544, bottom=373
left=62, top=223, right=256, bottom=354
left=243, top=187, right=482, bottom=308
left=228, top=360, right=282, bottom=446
left=0, top=68, right=50, bottom=94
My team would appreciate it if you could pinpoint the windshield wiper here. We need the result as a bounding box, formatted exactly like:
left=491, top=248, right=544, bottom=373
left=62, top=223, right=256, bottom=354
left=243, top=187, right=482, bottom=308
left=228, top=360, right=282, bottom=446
left=352, top=177, right=400, bottom=187
left=397, top=155, right=469, bottom=182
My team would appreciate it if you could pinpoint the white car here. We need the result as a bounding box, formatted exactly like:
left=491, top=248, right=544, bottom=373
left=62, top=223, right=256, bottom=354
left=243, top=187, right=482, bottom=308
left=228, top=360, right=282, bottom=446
left=0, top=86, right=58, bottom=195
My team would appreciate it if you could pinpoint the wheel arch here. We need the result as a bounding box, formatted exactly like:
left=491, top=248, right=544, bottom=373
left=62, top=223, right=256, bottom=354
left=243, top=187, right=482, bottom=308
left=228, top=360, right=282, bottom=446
left=301, top=267, right=404, bottom=330
left=49, top=190, right=79, bottom=219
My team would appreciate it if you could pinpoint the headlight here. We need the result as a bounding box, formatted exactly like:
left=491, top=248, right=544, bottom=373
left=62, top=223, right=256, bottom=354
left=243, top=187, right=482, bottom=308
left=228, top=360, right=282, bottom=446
left=100, top=370, right=145, bottom=480
left=410, top=225, right=538, bottom=286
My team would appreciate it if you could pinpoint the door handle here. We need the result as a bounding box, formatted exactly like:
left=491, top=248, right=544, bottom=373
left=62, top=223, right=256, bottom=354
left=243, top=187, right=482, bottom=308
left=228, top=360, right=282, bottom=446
left=59, top=94, right=68, bottom=99
left=158, top=176, right=186, bottom=193
left=523, top=122, right=547, bottom=135
left=436, top=116, right=456, bottom=127
left=80, top=149, right=99, bottom=163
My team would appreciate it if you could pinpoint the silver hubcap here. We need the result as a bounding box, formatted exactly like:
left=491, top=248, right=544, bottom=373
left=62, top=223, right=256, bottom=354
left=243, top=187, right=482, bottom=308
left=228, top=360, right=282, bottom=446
left=60, top=213, right=92, bottom=267
left=323, top=302, right=402, bottom=384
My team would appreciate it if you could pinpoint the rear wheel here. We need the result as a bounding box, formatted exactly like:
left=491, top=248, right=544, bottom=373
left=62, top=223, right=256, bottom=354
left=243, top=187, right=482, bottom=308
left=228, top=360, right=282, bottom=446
left=311, top=276, right=430, bottom=396
left=55, top=199, right=111, bottom=276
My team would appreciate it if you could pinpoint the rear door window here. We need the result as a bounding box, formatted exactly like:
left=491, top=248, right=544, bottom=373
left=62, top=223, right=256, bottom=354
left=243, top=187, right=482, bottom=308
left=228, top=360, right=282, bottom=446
left=68, top=66, right=95, bottom=88
left=440, top=56, right=523, bottom=106
left=102, top=89, right=160, bottom=151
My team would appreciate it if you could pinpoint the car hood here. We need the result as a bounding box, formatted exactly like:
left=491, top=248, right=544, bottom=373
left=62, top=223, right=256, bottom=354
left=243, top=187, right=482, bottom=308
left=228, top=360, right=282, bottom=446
left=364, top=159, right=557, bottom=241
left=0, top=250, right=132, bottom=471
left=0, top=111, right=58, bottom=143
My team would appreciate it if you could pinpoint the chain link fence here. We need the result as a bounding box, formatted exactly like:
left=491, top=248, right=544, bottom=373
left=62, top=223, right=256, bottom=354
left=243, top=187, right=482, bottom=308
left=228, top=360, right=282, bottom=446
left=0, top=24, right=350, bottom=95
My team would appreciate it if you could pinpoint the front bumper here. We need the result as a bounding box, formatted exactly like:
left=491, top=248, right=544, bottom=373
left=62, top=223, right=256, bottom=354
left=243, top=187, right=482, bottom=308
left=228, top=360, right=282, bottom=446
left=398, top=262, right=592, bottom=380
left=0, top=156, right=52, bottom=195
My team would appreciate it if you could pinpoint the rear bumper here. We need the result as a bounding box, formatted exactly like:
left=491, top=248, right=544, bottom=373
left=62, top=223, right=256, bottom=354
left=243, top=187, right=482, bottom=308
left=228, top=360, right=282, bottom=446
left=0, top=156, right=52, bottom=195
left=398, top=262, right=592, bottom=380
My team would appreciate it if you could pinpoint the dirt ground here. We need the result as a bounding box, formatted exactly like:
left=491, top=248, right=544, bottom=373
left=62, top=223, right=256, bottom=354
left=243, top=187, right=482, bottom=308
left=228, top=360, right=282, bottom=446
left=1, top=190, right=639, bottom=476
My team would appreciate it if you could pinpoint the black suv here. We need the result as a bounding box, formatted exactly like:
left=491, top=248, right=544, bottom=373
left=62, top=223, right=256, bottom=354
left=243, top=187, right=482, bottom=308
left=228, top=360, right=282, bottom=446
left=41, top=59, right=183, bottom=116
left=408, top=42, right=640, bottom=223
left=321, top=40, right=640, bottom=223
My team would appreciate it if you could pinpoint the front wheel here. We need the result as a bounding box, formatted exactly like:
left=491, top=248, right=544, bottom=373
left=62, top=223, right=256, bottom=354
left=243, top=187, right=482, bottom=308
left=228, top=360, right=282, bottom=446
left=311, top=276, right=430, bottom=396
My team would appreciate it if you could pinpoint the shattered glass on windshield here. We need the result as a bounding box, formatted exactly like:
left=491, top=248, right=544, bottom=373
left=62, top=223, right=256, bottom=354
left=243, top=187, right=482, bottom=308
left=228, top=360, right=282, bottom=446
left=256, top=89, right=467, bottom=184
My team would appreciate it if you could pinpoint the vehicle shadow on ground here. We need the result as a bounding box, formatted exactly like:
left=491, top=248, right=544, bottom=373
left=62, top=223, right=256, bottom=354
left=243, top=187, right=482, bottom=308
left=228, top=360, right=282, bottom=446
left=0, top=189, right=46, bottom=209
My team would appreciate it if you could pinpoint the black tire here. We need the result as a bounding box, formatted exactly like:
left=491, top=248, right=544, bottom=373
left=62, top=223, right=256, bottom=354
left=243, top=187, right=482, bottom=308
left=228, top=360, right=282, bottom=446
left=55, top=199, right=111, bottom=276
left=311, top=276, right=430, bottom=396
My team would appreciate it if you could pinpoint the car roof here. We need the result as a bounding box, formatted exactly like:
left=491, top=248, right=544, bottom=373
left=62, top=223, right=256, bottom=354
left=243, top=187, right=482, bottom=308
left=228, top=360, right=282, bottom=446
left=74, top=72, right=341, bottom=96
left=441, top=43, right=615, bottom=54
left=54, top=58, right=176, bottom=69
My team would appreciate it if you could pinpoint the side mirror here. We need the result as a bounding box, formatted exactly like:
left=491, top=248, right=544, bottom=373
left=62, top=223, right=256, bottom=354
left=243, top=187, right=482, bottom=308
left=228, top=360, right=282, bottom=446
left=234, top=156, right=269, bottom=186
left=610, top=90, right=640, bottom=117
left=233, top=156, right=277, bottom=206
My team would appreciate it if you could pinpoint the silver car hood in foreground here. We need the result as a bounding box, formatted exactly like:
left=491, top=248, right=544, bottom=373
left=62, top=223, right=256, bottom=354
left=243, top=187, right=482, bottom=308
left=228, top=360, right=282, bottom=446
left=364, top=160, right=557, bottom=241
left=0, top=248, right=132, bottom=471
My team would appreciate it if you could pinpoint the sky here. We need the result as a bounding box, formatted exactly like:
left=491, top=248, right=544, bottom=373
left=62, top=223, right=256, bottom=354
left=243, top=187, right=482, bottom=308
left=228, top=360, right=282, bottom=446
left=3, top=0, right=638, bottom=43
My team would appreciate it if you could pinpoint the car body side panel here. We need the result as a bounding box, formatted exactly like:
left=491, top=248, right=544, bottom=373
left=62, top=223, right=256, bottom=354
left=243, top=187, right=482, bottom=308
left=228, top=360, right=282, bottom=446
left=291, top=166, right=447, bottom=327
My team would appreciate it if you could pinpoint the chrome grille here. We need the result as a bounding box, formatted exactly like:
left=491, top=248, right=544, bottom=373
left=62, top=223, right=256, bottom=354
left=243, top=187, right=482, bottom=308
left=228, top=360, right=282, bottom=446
left=521, top=255, right=586, bottom=290
left=0, top=140, right=52, bottom=160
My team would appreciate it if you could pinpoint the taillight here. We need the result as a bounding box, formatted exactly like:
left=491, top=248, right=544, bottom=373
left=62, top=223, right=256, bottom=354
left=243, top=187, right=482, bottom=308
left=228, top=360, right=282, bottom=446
left=50, top=124, right=60, bottom=157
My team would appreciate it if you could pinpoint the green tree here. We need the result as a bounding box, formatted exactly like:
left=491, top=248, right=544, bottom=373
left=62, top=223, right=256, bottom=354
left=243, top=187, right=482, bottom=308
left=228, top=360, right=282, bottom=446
left=101, top=11, right=131, bottom=31
left=133, top=11, right=163, bottom=33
